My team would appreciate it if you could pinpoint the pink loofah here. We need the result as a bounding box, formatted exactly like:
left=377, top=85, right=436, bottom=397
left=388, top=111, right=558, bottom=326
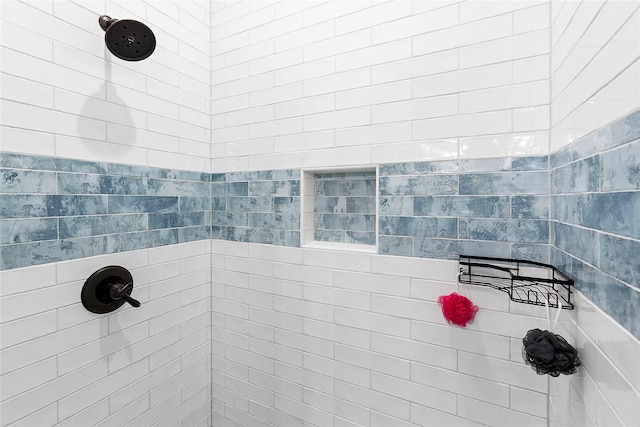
left=437, top=292, right=479, bottom=327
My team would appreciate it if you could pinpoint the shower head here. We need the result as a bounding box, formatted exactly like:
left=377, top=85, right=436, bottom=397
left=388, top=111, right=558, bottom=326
left=99, top=15, right=156, bottom=61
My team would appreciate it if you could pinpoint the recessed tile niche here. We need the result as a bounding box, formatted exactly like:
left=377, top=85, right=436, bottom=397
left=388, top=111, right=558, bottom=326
left=302, top=167, right=378, bottom=251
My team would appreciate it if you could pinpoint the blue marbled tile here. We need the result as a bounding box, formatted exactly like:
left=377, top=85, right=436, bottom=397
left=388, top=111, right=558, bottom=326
left=379, top=236, right=413, bottom=256
left=379, top=163, right=414, bottom=176
left=228, top=196, right=273, bottom=212
left=212, top=173, right=226, bottom=182
left=180, top=211, right=207, bottom=227
left=57, top=173, right=103, bottom=194
left=461, top=158, right=511, bottom=172
left=148, top=212, right=178, bottom=230
left=273, top=180, right=300, bottom=197
left=226, top=182, right=248, bottom=196
left=248, top=213, right=299, bottom=229
left=379, top=175, right=458, bottom=196
left=551, top=156, right=599, bottom=194
left=2, top=195, right=108, bottom=218
left=272, top=230, right=300, bottom=247
left=413, top=195, right=510, bottom=218
left=574, top=108, right=638, bottom=160
left=346, top=197, right=375, bottom=214
left=148, top=179, right=209, bottom=197
left=274, top=197, right=300, bottom=213
left=512, top=196, right=549, bottom=219
left=211, top=225, right=226, bottom=239
left=564, top=254, right=639, bottom=339
left=108, top=195, right=177, bottom=214
left=107, top=163, right=166, bottom=178
left=551, top=222, right=598, bottom=267
left=609, top=108, right=640, bottom=149
left=109, top=176, right=148, bottom=194
left=107, top=229, right=178, bottom=253
left=226, top=226, right=249, bottom=242
left=314, top=229, right=343, bottom=243
left=459, top=218, right=507, bottom=241
left=58, top=173, right=147, bottom=195
left=459, top=171, right=548, bottom=195
left=511, top=156, right=548, bottom=171
left=247, top=228, right=275, bottom=244
left=47, top=195, right=108, bottom=217
left=180, top=196, right=210, bottom=212
left=0, top=236, right=108, bottom=269
left=228, top=171, right=273, bottom=182
left=459, top=219, right=548, bottom=243
left=212, top=183, right=226, bottom=197
left=179, top=170, right=211, bottom=182
left=0, top=195, right=49, bottom=218
left=316, top=177, right=376, bottom=197
left=413, top=238, right=461, bottom=260
left=550, top=145, right=573, bottom=169
left=179, top=225, right=210, bottom=243
left=550, top=246, right=574, bottom=281
left=511, top=243, right=549, bottom=264
left=379, top=216, right=457, bottom=238
left=315, top=197, right=346, bottom=213
left=249, top=181, right=274, bottom=196
left=212, top=212, right=248, bottom=227
left=212, top=196, right=226, bottom=211
left=346, top=231, right=375, bottom=245
left=597, top=275, right=639, bottom=339
left=599, top=140, right=640, bottom=191
left=553, top=192, right=640, bottom=240
left=0, top=218, right=58, bottom=244
left=379, top=196, right=413, bottom=216
left=316, top=214, right=375, bottom=232
left=60, top=214, right=147, bottom=238
left=599, top=233, right=640, bottom=289
left=0, top=153, right=107, bottom=174
left=1, top=169, right=57, bottom=194
left=460, top=240, right=511, bottom=258
left=413, top=160, right=460, bottom=174
left=273, top=169, right=300, bottom=180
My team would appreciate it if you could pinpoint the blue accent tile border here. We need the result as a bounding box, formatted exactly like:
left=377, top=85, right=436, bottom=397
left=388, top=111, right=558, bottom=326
left=210, top=169, right=301, bottom=247
left=378, top=156, right=550, bottom=264
left=0, top=153, right=212, bottom=270
left=550, top=109, right=640, bottom=339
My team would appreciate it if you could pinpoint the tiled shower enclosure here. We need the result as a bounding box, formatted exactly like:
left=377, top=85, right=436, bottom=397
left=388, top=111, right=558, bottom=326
left=0, top=0, right=638, bottom=427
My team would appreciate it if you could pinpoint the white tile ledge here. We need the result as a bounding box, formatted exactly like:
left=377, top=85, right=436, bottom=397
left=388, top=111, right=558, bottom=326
left=303, top=241, right=377, bottom=254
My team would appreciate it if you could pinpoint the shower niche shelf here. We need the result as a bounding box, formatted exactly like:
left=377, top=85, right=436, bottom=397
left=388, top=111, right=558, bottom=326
left=458, top=255, right=575, bottom=310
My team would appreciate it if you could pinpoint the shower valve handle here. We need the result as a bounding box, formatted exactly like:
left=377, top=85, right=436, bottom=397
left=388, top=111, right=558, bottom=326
left=108, top=282, right=141, bottom=308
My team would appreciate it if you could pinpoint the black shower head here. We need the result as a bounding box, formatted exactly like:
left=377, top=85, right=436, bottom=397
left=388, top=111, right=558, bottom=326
left=99, top=15, right=156, bottom=61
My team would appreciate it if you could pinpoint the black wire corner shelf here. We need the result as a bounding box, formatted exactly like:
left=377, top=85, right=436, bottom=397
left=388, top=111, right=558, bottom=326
left=458, top=255, right=575, bottom=310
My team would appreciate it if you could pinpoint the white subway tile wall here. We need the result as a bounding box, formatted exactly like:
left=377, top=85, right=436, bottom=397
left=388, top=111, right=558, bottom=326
left=210, top=0, right=553, bottom=173
left=0, top=240, right=212, bottom=426
left=551, top=0, right=640, bottom=151
left=211, top=240, right=549, bottom=426
left=0, top=0, right=211, bottom=172
left=211, top=240, right=640, bottom=427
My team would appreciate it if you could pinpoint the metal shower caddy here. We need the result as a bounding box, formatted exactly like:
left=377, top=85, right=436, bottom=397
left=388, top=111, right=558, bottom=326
left=458, top=255, right=575, bottom=310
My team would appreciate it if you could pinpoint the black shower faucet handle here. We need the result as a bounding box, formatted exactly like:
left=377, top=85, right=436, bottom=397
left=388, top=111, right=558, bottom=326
left=107, top=281, right=141, bottom=308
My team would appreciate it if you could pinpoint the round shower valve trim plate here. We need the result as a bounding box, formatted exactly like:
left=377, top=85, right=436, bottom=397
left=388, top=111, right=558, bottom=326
left=81, top=265, right=141, bottom=314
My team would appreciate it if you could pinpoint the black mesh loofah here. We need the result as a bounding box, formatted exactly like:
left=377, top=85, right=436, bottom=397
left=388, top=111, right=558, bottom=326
left=522, top=328, right=581, bottom=377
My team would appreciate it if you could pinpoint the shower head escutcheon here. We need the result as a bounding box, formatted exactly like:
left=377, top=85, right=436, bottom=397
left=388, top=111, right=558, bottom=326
left=99, top=15, right=156, bottom=61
